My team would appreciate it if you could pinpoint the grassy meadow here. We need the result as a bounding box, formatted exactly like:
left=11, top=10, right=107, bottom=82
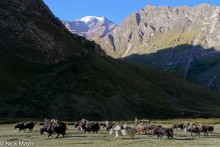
left=0, top=119, right=220, bottom=147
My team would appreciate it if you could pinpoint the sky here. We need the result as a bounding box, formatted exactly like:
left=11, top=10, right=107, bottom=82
left=44, top=0, right=219, bottom=25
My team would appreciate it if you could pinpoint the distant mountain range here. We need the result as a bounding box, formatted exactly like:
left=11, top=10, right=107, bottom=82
left=61, top=5, right=220, bottom=93
left=1, top=0, right=220, bottom=119
left=62, top=16, right=116, bottom=41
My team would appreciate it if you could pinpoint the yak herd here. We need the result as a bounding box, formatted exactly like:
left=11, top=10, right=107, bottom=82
left=14, top=118, right=215, bottom=140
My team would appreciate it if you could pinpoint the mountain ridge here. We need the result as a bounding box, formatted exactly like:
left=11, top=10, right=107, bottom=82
left=99, top=3, right=220, bottom=92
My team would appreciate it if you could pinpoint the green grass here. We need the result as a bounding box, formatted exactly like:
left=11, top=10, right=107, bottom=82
left=0, top=119, right=220, bottom=147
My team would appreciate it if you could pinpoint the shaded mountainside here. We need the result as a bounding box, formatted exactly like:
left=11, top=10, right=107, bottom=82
left=100, top=4, right=220, bottom=92
left=0, top=0, right=104, bottom=64
left=123, top=44, right=220, bottom=91
left=2, top=49, right=220, bottom=120
left=1, top=0, right=220, bottom=120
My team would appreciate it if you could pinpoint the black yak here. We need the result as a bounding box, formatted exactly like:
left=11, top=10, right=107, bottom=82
left=40, top=122, right=66, bottom=138
left=15, top=122, right=34, bottom=132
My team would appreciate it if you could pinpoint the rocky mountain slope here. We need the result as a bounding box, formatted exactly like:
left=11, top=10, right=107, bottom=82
left=62, top=16, right=116, bottom=41
left=1, top=0, right=220, bottom=120
left=100, top=4, right=220, bottom=91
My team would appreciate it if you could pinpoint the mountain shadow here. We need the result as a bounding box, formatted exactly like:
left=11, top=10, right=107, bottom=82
left=122, top=44, right=220, bottom=92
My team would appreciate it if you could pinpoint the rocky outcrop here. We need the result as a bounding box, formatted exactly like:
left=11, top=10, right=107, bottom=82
left=100, top=4, right=220, bottom=91
left=101, top=4, right=220, bottom=57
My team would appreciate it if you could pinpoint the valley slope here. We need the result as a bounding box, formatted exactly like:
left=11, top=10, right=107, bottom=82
left=1, top=0, right=220, bottom=120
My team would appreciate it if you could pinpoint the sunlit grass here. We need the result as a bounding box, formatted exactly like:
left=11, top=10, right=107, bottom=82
left=0, top=119, right=220, bottom=147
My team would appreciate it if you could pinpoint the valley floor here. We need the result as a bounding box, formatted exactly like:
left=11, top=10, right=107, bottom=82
left=0, top=120, right=220, bottom=147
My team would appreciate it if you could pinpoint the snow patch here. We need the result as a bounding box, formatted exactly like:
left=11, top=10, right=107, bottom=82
left=77, top=16, right=105, bottom=23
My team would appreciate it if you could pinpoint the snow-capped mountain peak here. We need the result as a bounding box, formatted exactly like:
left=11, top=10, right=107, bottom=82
left=62, top=16, right=116, bottom=40
left=77, top=16, right=105, bottom=23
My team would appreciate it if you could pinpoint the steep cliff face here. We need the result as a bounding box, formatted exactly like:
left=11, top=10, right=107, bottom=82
left=101, top=4, right=220, bottom=57
left=62, top=16, right=116, bottom=41
left=100, top=4, right=220, bottom=91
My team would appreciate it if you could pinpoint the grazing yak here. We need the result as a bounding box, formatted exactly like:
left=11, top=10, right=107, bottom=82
left=110, top=124, right=137, bottom=139
left=185, top=125, right=200, bottom=139
left=90, top=123, right=100, bottom=133
left=75, top=118, right=89, bottom=130
left=81, top=123, right=91, bottom=133
left=153, top=127, right=173, bottom=139
left=134, top=124, right=148, bottom=134
left=106, top=123, right=116, bottom=131
left=100, top=121, right=112, bottom=129
left=172, top=122, right=192, bottom=131
left=15, top=122, right=34, bottom=132
left=147, top=125, right=162, bottom=135
left=80, top=122, right=100, bottom=133
left=202, top=124, right=214, bottom=135
left=40, top=119, right=66, bottom=138
left=75, top=119, right=100, bottom=133
left=172, top=122, right=184, bottom=131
